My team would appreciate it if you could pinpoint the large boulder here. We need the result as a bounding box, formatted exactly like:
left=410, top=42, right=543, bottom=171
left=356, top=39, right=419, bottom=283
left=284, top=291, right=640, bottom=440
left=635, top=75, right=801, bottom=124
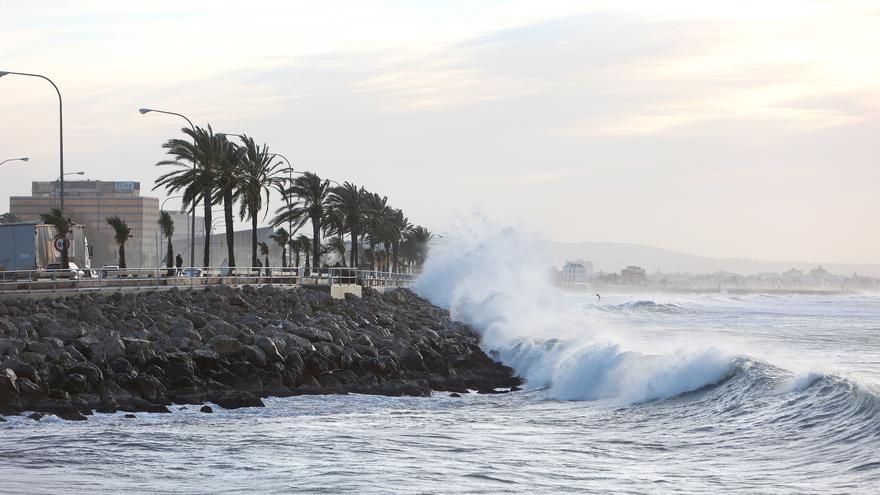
left=253, top=335, right=284, bottom=363
left=0, top=338, right=25, bottom=358
left=292, top=326, right=333, bottom=343
left=0, top=368, right=18, bottom=405
left=34, top=314, right=85, bottom=341
left=208, top=335, right=244, bottom=356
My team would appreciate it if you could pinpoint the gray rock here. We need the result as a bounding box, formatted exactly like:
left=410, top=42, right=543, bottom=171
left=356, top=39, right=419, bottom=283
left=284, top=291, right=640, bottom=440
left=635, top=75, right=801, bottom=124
left=0, top=338, right=25, bottom=357
left=208, top=335, right=244, bottom=356
left=35, top=315, right=86, bottom=341
left=0, top=368, right=18, bottom=403
left=292, top=326, right=333, bottom=343
left=253, top=335, right=284, bottom=363
left=170, top=318, right=195, bottom=336
left=243, top=345, right=267, bottom=368
left=122, top=337, right=153, bottom=355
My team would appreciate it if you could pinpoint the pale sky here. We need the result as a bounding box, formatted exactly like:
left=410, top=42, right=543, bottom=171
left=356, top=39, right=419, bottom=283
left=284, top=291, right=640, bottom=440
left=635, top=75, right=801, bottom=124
left=2, top=0, right=879, bottom=264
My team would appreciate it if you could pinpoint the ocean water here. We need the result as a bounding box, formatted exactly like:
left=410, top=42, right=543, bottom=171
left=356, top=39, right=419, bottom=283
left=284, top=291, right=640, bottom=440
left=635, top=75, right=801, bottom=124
left=3, top=221, right=880, bottom=493
left=1, top=292, right=879, bottom=494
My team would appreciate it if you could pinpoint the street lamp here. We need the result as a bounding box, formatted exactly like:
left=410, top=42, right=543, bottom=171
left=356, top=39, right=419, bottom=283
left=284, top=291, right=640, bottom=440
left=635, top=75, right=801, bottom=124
left=57, top=171, right=84, bottom=181
left=160, top=195, right=183, bottom=211
left=0, top=71, right=64, bottom=210
left=0, top=157, right=29, bottom=166
left=139, top=107, right=197, bottom=269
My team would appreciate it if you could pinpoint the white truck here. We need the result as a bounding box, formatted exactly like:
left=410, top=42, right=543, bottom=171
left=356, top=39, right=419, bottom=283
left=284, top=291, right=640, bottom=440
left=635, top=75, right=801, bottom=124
left=0, top=222, right=92, bottom=276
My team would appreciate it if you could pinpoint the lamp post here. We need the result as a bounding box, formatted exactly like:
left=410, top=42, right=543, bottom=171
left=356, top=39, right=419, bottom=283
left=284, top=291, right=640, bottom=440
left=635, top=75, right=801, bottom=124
left=0, top=71, right=64, bottom=210
left=139, top=107, right=197, bottom=269
left=0, top=157, right=29, bottom=167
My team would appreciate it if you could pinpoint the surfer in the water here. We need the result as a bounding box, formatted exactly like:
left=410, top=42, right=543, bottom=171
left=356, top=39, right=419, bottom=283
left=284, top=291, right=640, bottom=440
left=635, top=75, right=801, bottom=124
left=595, top=293, right=601, bottom=302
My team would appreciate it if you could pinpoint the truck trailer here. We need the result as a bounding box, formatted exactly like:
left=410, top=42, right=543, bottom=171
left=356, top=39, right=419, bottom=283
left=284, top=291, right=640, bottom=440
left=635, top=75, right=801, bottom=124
left=0, top=222, right=92, bottom=274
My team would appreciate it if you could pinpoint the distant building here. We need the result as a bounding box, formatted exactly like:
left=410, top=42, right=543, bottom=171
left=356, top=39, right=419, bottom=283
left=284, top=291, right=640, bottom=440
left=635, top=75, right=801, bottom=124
left=10, top=180, right=160, bottom=268
left=621, top=265, right=647, bottom=284
left=809, top=266, right=832, bottom=280
left=783, top=268, right=804, bottom=280
left=562, top=259, right=593, bottom=284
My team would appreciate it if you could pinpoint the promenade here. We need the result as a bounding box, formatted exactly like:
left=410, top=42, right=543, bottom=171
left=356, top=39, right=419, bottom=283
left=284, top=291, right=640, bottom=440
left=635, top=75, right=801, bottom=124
left=0, top=266, right=415, bottom=298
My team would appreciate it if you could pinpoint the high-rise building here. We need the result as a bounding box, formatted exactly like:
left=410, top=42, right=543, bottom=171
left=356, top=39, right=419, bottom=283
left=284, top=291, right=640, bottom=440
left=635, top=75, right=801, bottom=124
left=10, top=180, right=160, bottom=268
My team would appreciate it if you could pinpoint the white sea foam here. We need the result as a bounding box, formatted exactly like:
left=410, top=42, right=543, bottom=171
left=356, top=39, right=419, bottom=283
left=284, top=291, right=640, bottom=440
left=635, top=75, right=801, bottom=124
left=413, top=215, right=736, bottom=403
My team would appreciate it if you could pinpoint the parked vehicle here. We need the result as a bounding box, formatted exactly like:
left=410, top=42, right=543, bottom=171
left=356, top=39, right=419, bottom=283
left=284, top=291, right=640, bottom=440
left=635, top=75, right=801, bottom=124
left=0, top=222, right=93, bottom=276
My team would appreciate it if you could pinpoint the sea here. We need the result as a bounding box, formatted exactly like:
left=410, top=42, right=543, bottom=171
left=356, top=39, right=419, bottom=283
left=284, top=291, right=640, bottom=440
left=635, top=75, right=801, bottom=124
left=2, top=228, right=879, bottom=494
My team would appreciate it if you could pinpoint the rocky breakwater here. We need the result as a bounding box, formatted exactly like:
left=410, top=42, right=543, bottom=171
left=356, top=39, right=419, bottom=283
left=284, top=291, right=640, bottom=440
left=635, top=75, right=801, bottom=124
left=0, top=286, right=520, bottom=421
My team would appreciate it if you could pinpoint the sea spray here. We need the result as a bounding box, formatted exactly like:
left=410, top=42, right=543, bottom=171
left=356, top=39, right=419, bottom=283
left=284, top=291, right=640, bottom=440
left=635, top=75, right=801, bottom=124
left=413, top=216, right=736, bottom=403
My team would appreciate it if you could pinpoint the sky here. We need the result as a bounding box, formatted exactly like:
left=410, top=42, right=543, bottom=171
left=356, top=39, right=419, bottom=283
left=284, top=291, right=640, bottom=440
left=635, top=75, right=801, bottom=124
left=1, top=0, right=879, bottom=264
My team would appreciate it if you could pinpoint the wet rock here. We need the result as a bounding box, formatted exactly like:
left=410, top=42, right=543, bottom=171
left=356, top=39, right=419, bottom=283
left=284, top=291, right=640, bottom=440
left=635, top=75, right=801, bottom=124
left=450, top=392, right=462, bottom=398
left=28, top=412, right=43, bottom=421
left=124, top=413, right=137, bottom=419
left=200, top=405, right=213, bottom=413
left=0, top=287, right=520, bottom=420
left=209, top=391, right=265, bottom=409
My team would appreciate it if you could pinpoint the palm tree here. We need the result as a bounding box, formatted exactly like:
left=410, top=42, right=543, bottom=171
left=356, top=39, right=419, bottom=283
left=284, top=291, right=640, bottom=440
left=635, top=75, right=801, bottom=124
left=383, top=209, right=411, bottom=273
left=401, top=225, right=432, bottom=272
left=257, top=241, right=270, bottom=274
left=155, top=124, right=226, bottom=270
left=327, top=182, right=366, bottom=268
left=322, top=208, right=347, bottom=267
left=215, top=135, right=244, bottom=271
left=327, top=236, right=346, bottom=265
left=158, top=211, right=175, bottom=273
left=272, top=172, right=330, bottom=271
left=40, top=208, right=73, bottom=269
left=269, top=227, right=290, bottom=268
left=295, top=234, right=311, bottom=269
left=235, top=135, right=286, bottom=269
left=106, top=216, right=132, bottom=269
left=363, top=192, right=389, bottom=270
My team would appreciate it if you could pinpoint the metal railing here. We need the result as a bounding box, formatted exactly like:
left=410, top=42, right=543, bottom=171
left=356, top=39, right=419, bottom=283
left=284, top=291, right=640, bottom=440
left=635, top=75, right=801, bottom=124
left=0, top=265, right=416, bottom=295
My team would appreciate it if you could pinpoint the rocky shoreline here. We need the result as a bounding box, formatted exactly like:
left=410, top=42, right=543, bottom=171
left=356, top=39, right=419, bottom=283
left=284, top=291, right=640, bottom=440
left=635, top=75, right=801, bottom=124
left=0, top=286, right=521, bottom=421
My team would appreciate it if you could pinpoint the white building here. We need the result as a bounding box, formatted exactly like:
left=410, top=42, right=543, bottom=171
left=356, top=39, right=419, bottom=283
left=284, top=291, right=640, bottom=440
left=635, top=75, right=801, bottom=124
left=562, top=259, right=593, bottom=284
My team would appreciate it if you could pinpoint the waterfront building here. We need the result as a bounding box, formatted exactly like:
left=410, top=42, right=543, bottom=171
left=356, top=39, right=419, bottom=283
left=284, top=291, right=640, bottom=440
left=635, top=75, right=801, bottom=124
left=10, top=180, right=160, bottom=268
left=621, top=265, right=647, bottom=284
left=562, top=259, right=593, bottom=284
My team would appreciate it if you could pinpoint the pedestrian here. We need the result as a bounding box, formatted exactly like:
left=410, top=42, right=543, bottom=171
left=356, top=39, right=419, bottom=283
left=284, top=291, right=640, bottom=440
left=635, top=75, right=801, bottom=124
left=175, top=253, right=183, bottom=276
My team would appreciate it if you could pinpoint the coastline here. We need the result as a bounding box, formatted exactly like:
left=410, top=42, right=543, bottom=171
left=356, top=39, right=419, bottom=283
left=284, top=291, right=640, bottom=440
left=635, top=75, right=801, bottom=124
left=0, top=286, right=520, bottom=421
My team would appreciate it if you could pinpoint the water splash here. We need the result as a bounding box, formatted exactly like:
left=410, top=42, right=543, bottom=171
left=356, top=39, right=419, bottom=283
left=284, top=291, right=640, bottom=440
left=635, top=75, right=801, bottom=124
left=413, top=215, right=736, bottom=403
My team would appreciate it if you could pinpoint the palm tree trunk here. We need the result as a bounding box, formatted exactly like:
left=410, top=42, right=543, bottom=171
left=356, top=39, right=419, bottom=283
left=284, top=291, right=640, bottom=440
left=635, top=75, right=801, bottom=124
left=251, top=214, right=258, bottom=269
left=311, top=219, right=320, bottom=270
left=369, top=240, right=376, bottom=270
left=335, top=235, right=346, bottom=267
left=348, top=229, right=357, bottom=268
left=119, top=242, right=127, bottom=269
left=166, top=237, right=174, bottom=276
left=223, top=189, right=236, bottom=269
left=202, top=193, right=212, bottom=269
left=166, top=238, right=174, bottom=268
left=61, top=236, right=70, bottom=270
left=281, top=246, right=287, bottom=268
left=294, top=249, right=301, bottom=269
left=392, top=242, right=399, bottom=273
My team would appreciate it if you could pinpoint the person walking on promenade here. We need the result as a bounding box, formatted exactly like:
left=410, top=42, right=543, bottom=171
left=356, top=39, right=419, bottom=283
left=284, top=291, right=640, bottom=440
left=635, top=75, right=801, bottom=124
left=175, top=253, right=183, bottom=276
